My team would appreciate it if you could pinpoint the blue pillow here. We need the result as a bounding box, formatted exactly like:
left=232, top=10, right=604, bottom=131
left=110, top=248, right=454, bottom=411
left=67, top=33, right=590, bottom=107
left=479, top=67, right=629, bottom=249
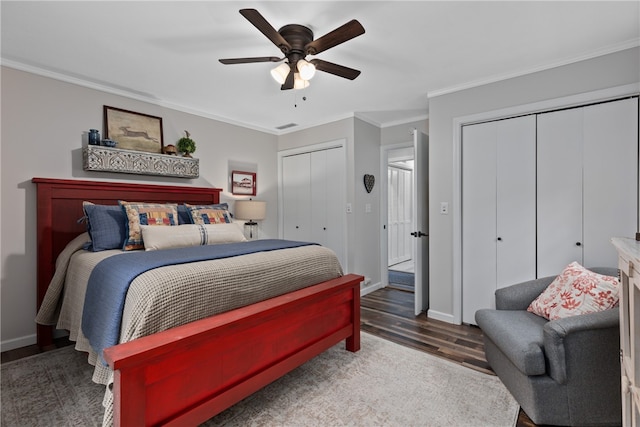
left=82, top=202, right=127, bottom=251
left=177, top=204, right=191, bottom=225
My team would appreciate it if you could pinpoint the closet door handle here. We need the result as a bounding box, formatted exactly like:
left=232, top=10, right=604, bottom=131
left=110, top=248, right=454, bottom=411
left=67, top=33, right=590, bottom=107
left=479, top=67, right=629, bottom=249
left=497, top=237, right=502, bottom=241
left=576, top=242, right=582, bottom=246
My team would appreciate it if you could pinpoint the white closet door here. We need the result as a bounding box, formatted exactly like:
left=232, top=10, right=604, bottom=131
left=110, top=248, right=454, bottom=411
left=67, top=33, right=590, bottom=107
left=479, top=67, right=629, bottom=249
left=282, top=153, right=311, bottom=242
left=310, top=149, right=327, bottom=245
left=462, top=116, right=536, bottom=324
left=462, top=121, right=497, bottom=324
left=537, top=108, right=584, bottom=277
left=496, top=115, right=537, bottom=288
left=583, top=98, right=638, bottom=268
left=310, top=147, right=345, bottom=265
left=320, top=147, right=346, bottom=265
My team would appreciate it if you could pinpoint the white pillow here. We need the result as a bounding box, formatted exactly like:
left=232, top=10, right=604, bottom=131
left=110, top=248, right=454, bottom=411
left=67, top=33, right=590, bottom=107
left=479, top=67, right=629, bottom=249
left=141, top=223, right=246, bottom=251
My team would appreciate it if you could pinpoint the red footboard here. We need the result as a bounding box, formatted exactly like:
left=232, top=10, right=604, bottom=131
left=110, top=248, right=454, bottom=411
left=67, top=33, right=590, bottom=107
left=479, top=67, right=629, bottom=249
left=104, top=273, right=363, bottom=427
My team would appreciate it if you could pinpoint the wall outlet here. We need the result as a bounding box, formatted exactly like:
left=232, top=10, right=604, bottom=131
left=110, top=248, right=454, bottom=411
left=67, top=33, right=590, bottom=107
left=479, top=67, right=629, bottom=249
left=365, top=203, right=372, bottom=213
left=440, top=202, right=449, bottom=215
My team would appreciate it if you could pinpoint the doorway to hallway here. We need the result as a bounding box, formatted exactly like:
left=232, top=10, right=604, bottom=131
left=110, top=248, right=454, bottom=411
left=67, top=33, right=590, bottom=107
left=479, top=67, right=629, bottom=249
left=387, top=149, right=415, bottom=293
left=380, top=131, right=428, bottom=315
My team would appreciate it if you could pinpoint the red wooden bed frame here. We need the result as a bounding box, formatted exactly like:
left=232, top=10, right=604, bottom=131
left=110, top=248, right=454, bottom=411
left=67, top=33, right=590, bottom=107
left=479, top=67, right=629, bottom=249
left=33, top=177, right=363, bottom=426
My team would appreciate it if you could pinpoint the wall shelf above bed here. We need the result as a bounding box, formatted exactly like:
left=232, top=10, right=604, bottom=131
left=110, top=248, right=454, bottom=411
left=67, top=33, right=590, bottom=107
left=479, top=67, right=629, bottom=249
left=83, top=145, right=199, bottom=178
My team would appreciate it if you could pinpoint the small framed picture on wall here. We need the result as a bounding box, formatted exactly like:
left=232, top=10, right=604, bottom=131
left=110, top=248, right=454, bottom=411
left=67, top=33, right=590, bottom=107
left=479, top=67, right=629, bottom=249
left=231, top=171, right=257, bottom=196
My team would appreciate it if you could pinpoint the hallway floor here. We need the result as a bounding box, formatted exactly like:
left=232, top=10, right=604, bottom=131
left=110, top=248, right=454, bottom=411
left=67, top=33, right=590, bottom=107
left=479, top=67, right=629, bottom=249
left=389, top=259, right=414, bottom=273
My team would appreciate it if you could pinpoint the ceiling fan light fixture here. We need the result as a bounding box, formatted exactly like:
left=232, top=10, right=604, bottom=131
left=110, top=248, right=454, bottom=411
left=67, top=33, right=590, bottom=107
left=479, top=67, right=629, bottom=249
left=270, top=63, right=290, bottom=84
left=293, top=73, right=310, bottom=90
left=297, top=59, right=316, bottom=80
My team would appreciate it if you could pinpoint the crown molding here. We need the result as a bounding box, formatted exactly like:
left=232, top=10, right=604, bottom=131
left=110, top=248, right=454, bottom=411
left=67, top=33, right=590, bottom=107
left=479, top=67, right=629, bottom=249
left=0, top=58, right=280, bottom=135
left=355, top=112, right=429, bottom=128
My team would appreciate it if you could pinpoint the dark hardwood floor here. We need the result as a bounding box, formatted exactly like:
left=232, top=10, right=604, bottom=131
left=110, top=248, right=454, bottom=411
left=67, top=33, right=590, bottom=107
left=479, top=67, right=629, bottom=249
left=0, top=336, right=71, bottom=364
left=362, top=285, right=537, bottom=427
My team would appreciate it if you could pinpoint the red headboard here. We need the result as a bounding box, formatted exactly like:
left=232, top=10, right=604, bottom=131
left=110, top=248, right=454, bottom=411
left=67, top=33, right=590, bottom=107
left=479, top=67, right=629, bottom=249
left=32, top=177, right=222, bottom=348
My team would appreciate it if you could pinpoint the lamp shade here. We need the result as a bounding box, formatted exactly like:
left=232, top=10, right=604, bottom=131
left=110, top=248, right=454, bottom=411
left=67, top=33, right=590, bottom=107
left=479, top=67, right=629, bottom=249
left=234, top=200, right=266, bottom=221
left=297, top=59, right=316, bottom=80
left=293, top=73, right=310, bottom=90
left=270, top=63, right=290, bottom=85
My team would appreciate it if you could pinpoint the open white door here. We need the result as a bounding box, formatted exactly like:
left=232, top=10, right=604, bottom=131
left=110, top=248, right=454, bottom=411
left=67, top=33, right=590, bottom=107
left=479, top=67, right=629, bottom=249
left=413, top=129, right=429, bottom=315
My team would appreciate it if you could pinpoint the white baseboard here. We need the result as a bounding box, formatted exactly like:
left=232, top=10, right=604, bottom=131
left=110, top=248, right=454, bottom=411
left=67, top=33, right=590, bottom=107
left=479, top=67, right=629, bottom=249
left=427, top=309, right=459, bottom=325
left=360, top=280, right=384, bottom=297
left=1, top=334, right=36, bottom=353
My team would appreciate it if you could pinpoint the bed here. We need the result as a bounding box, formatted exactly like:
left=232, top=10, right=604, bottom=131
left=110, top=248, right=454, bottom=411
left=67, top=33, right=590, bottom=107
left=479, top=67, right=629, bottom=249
left=32, top=177, right=363, bottom=426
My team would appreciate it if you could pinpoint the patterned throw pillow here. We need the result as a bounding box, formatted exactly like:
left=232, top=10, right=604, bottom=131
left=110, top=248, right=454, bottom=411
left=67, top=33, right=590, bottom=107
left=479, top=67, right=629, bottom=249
left=179, top=203, right=229, bottom=224
left=527, top=261, right=619, bottom=320
left=185, top=203, right=231, bottom=225
left=119, top=201, right=178, bottom=251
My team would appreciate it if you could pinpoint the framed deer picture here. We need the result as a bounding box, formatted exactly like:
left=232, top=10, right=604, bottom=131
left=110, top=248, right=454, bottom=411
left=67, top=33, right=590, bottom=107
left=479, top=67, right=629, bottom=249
left=104, top=106, right=164, bottom=153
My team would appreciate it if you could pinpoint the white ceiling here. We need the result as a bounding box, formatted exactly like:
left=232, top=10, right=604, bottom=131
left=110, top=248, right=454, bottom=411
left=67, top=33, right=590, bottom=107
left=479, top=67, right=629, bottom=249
left=2, top=1, right=639, bottom=134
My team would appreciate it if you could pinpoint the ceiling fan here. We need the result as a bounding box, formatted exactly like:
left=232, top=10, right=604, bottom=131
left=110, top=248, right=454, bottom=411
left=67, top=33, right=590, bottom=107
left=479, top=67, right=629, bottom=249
left=219, top=9, right=365, bottom=90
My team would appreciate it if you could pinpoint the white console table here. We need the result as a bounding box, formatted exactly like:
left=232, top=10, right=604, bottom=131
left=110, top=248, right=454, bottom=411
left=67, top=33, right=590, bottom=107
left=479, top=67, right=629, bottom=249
left=612, top=237, right=640, bottom=426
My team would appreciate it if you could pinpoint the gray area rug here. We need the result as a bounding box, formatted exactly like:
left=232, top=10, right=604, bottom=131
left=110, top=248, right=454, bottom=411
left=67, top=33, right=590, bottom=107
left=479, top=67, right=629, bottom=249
left=1, top=332, right=518, bottom=426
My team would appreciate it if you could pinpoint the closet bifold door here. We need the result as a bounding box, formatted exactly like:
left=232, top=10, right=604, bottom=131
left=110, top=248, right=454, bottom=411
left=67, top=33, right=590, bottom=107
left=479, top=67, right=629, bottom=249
left=281, top=146, right=346, bottom=268
left=461, top=115, right=536, bottom=324
left=537, top=108, right=584, bottom=277
left=282, top=153, right=312, bottom=242
left=582, top=98, right=638, bottom=268
left=537, top=98, right=638, bottom=277
left=310, top=147, right=345, bottom=265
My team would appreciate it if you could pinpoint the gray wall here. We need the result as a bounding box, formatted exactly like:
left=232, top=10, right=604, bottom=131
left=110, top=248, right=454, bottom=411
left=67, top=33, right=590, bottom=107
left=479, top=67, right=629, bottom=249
left=427, top=47, right=640, bottom=322
left=1, top=67, right=278, bottom=350
left=354, top=118, right=382, bottom=286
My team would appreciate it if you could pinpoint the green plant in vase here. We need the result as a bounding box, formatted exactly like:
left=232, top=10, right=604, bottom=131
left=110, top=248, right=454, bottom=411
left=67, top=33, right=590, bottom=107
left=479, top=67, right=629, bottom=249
left=177, top=130, right=196, bottom=157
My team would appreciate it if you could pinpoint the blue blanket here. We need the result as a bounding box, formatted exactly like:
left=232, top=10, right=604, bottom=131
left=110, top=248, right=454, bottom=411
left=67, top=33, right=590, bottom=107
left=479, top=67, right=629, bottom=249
left=82, top=239, right=316, bottom=364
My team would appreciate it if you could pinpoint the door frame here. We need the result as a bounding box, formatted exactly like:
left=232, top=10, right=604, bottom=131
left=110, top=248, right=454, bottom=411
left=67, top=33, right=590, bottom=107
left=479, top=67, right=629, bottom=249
left=451, top=83, right=639, bottom=325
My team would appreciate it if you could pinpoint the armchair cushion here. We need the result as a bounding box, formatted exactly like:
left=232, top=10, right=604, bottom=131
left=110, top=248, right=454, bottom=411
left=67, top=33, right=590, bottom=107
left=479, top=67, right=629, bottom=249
left=475, top=309, right=548, bottom=376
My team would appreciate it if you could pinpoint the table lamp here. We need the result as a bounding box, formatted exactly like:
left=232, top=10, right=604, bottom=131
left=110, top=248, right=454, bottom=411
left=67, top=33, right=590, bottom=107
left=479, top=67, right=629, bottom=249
left=234, top=200, right=266, bottom=240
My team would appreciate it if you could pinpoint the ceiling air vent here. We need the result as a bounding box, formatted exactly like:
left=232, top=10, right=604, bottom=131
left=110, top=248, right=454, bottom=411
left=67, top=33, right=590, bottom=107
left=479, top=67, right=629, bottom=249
left=276, top=123, right=298, bottom=130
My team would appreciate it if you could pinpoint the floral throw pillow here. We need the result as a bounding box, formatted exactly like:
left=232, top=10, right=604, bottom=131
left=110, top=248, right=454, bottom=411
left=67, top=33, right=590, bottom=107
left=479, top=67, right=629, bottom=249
left=527, top=261, right=619, bottom=320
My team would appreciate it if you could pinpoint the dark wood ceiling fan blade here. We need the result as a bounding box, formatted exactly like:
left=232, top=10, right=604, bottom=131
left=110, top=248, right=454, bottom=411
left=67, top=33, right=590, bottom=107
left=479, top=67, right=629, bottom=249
left=219, top=57, right=283, bottom=64
left=305, top=20, right=365, bottom=55
left=281, top=68, right=295, bottom=90
left=239, top=9, right=291, bottom=54
left=310, top=59, right=361, bottom=80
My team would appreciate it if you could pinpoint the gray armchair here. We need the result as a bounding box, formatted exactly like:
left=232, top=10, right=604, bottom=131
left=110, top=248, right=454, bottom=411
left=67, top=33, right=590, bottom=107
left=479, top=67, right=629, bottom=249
left=475, top=267, right=621, bottom=426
